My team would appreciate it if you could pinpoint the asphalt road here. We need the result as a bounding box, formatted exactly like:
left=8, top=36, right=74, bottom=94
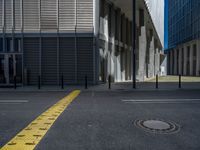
left=1, top=90, right=200, bottom=150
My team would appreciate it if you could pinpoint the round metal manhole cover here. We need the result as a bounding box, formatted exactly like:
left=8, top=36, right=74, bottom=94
left=134, top=119, right=180, bottom=134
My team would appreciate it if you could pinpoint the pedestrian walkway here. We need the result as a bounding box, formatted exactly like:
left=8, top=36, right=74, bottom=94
left=0, top=76, right=200, bottom=92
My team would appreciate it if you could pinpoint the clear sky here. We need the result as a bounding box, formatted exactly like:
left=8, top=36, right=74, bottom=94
left=164, top=0, right=168, bottom=49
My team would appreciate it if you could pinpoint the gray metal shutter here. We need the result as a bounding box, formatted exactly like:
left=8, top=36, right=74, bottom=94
left=41, top=0, right=57, bottom=32
left=5, top=0, right=12, bottom=32
left=59, top=0, right=75, bottom=32
left=14, top=0, right=22, bottom=32
left=41, top=38, right=58, bottom=85
left=23, top=0, right=40, bottom=32
left=0, top=0, right=2, bottom=31
left=76, top=0, right=93, bottom=32
left=24, top=38, right=40, bottom=85
left=77, top=37, right=94, bottom=84
left=59, top=37, right=76, bottom=84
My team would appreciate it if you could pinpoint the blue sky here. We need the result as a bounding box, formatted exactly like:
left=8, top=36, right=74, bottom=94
left=164, top=0, right=168, bottom=49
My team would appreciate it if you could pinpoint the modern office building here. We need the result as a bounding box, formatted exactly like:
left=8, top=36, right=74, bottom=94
left=0, top=0, right=163, bottom=86
left=167, top=0, right=200, bottom=76
left=145, top=0, right=164, bottom=46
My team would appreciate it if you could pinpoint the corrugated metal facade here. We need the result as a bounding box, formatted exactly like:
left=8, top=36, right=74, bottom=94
left=41, top=0, right=57, bottom=32
left=59, top=0, right=76, bottom=32
left=41, top=38, right=58, bottom=85
left=5, top=0, right=12, bottom=32
left=14, top=0, right=22, bottom=32
left=77, top=37, right=94, bottom=84
left=59, top=37, right=76, bottom=84
left=23, top=0, right=40, bottom=32
left=23, top=38, right=40, bottom=85
left=0, top=0, right=2, bottom=32
left=0, top=0, right=95, bottom=85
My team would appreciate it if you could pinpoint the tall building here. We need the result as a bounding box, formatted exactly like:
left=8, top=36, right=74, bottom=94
left=0, top=0, right=163, bottom=86
left=145, top=0, right=164, bottom=47
left=167, top=0, right=200, bottom=76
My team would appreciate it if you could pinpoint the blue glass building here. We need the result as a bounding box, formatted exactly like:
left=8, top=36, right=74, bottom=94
left=167, top=0, right=200, bottom=76
left=168, top=0, right=200, bottom=48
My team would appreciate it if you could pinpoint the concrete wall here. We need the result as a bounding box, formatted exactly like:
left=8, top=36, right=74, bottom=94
left=98, top=0, right=163, bottom=83
left=167, top=39, right=200, bottom=76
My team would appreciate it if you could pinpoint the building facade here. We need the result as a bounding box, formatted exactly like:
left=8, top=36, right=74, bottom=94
left=145, top=0, right=164, bottom=47
left=0, top=0, right=163, bottom=86
left=167, top=0, right=200, bottom=76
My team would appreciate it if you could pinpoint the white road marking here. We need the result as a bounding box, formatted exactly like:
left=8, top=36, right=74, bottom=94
left=122, top=99, right=200, bottom=103
left=0, top=100, right=28, bottom=103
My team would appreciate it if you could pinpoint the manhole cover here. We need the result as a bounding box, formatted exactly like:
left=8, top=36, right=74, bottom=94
left=134, top=119, right=180, bottom=134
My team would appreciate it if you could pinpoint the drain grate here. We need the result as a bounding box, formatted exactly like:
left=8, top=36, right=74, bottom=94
left=134, top=119, right=180, bottom=134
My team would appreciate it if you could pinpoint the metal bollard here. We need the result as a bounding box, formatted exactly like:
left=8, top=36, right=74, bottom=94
left=108, top=75, right=111, bottom=89
left=85, top=75, right=88, bottom=89
left=38, top=76, right=41, bottom=89
left=179, top=74, right=181, bottom=88
left=14, top=76, right=17, bottom=89
left=156, top=74, right=158, bottom=89
left=61, top=75, right=64, bottom=89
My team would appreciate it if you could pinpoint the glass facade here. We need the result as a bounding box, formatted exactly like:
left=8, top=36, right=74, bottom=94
left=168, top=0, right=200, bottom=48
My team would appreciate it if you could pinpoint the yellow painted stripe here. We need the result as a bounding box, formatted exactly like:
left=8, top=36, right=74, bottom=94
left=1, top=90, right=81, bottom=150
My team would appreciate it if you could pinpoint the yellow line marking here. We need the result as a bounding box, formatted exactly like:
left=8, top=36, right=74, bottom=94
left=1, top=90, right=81, bottom=150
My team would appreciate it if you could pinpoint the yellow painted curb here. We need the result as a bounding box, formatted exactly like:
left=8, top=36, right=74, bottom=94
left=1, top=90, right=81, bottom=150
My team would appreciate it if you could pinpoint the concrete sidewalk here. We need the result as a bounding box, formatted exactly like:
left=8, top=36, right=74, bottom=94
left=0, top=81, right=200, bottom=92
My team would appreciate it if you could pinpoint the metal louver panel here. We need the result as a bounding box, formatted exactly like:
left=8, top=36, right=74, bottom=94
left=24, top=38, right=40, bottom=85
left=59, top=0, right=75, bottom=32
left=76, top=0, right=93, bottom=32
left=77, top=37, right=94, bottom=84
left=59, top=37, right=76, bottom=84
left=14, top=0, right=22, bottom=32
left=23, top=0, right=40, bottom=32
left=0, top=0, right=2, bottom=31
left=41, top=0, right=57, bottom=32
left=41, top=38, right=58, bottom=85
left=5, top=0, right=12, bottom=32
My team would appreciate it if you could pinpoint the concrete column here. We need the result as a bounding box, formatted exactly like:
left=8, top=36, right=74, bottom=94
left=190, top=43, right=193, bottom=76
left=196, top=40, right=200, bottom=76
left=170, top=50, right=173, bottom=75
left=138, top=26, right=147, bottom=81
left=110, top=6, right=115, bottom=82
left=121, top=51, right=125, bottom=81
left=154, top=49, right=160, bottom=75
left=174, top=49, right=177, bottom=75
left=178, top=48, right=182, bottom=75
left=116, top=51, right=121, bottom=82
left=148, top=36, right=155, bottom=77
left=183, top=45, right=187, bottom=76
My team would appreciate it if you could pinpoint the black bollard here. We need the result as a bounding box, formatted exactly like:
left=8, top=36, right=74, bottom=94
left=38, top=76, right=41, bottom=89
left=156, top=74, right=158, bottom=89
left=14, top=76, right=17, bottom=89
left=108, top=75, right=111, bottom=89
left=61, top=75, right=64, bottom=89
left=85, top=75, right=88, bottom=89
left=179, top=74, right=181, bottom=88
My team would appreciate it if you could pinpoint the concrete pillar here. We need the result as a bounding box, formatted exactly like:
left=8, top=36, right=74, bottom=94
left=154, top=49, right=160, bottom=75
left=196, top=40, right=200, bottom=76
left=178, top=48, right=182, bottom=75
left=121, top=50, right=125, bottom=81
left=148, top=36, right=154, bottom=78
left=183, top=45, right=187, bottom=76
left=170, top=50, right=173, bottom=75
left=190, top=43, right=193, bottom=76
left=174, top=49, right=177, bottom=75
left=138, top=26, right=147, bottom=81
left=110, top=6, right=115, bottom=82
